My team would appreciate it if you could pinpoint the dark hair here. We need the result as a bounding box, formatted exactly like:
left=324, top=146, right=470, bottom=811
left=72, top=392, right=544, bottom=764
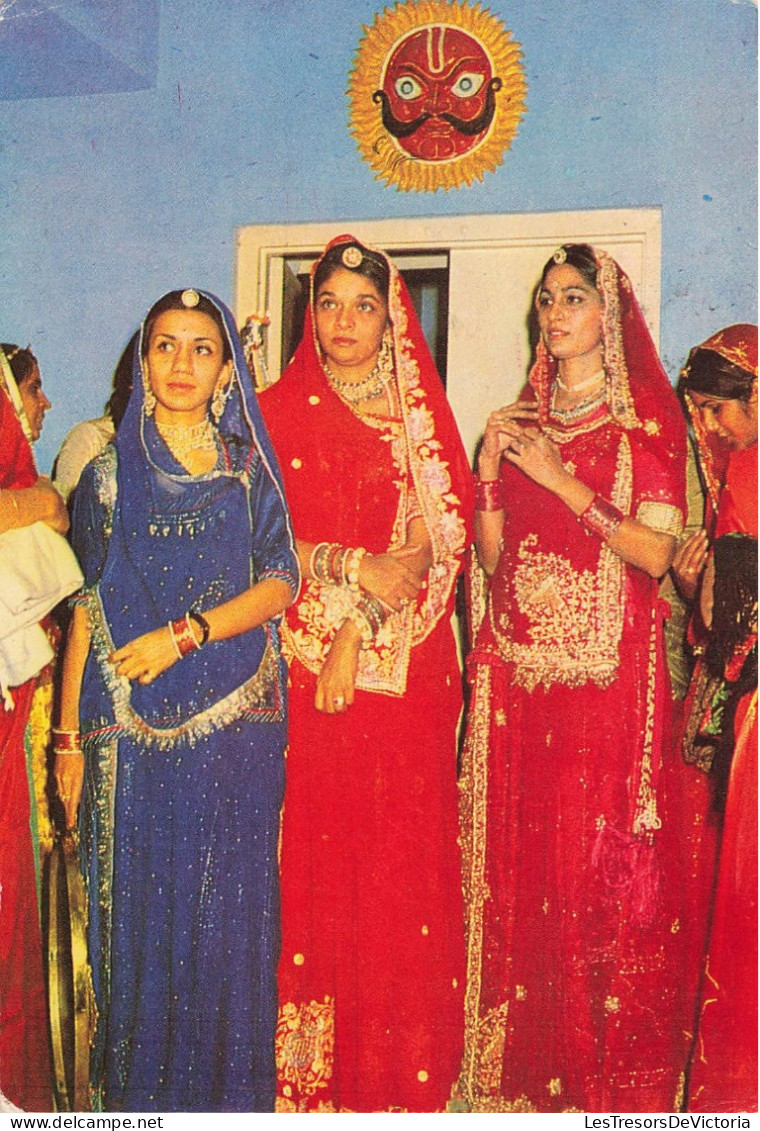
left=539, top=243, right=599, bottom=291
left=1, top=342, right=37, bottom=386
left=106, top=332, right=137, bottom=430
left=142, top=291, right=232, bottom=363
left=313, top=241, right=390, bottom=302
left=682, top=347, right=755, bottom=402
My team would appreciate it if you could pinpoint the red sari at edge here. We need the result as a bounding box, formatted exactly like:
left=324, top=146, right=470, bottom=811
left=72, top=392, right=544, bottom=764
left=458, top=249, right=690, bottom=1112
left=680, top=325, right=758, bottom=1113
left=0, top=381, right=53, bottom=1111
left=259, top=236, right=474, bottom=1112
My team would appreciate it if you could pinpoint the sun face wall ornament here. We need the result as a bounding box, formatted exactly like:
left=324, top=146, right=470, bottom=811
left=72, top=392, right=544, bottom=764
left=348, top=0, right=527, bottom=192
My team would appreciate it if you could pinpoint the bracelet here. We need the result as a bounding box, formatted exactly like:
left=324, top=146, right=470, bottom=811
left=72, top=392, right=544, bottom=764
left=344, top=604, right=373, bottom=646
left=311, top=541, right=341, bottom=584
left=52, top=729, right=83, bottom=755
left=356, top=594, right=390, bottom=639
left=475, top=478, right=503, bottom=512
left=343, top=547, right=366, bottom=592
left=327, top=543, right=344, bottom=584
left=308, top=541, right=327, bottom=580
left=168, top=613, right=203, bottom=659
left=189, top=609, right=210, bottom=646
left=579, top=495, right=624, bottom=541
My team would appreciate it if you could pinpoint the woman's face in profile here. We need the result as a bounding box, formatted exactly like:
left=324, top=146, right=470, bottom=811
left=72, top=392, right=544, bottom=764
left=18, top=361, right=51, bottom=441
left=315, top=267, right=388, bottom=376
left=536, top=263, right=604, bottom=366
left=689, top=383, right=758, bottom=450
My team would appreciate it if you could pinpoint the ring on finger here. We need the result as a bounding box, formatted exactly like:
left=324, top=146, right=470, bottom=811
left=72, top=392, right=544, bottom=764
left=333, top=695, right=345, bottom=709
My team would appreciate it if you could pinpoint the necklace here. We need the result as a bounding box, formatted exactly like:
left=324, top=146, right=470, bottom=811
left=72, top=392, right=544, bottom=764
left=156, top=417, right=217, bottom=465
left=323, top=361, right=387, bottom=404
left=550, top=384, right=607, bottom=423
left=555, top=368, right=605, bottom=394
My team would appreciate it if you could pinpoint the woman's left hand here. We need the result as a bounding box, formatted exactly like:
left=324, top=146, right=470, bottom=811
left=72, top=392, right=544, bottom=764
left=502, top=425, right=567, bottom=492
left=110, top=626, right=178, bottom=684
left=53, top=750, right=84, bottom=831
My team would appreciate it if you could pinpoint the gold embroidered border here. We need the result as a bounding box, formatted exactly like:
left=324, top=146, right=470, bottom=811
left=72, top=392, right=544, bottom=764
left=632, top=604, right=662, bottom=835
left=86, top=588, right=284, bottom=749
left=458, top=664, right=495, bottom=1106
left=636, top=500, right=684, bottom=537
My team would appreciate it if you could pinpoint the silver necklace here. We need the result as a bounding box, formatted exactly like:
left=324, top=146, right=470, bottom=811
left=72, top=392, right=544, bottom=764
left=550, top=384, right=607, bottom=423
left=555, top=367, right=605, bottom=394
left=323, top=361, right=386, bottom=404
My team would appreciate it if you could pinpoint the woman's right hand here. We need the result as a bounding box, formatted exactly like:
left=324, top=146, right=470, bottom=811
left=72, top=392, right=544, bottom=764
left=315, top=621, right=361, bottom=714
left=54, top=750, right=84, bottom=830
left=359, top=545, right=422, bottom=611
left=478, top=400, right=539, bottom=478
left=671, top=529, right=710, bottom=602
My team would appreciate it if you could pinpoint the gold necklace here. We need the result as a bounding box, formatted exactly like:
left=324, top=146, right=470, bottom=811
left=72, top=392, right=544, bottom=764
left=550, top=384, right=607, bottom=423
left=156, top=417, right=217, bottom=465
left=323, top=361, right=387, bottom=404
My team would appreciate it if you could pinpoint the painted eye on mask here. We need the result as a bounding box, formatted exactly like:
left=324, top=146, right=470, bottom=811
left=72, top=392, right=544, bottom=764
left=451, top=72, right=485, bottom=98
left=394, top=75, right=423, bottom=100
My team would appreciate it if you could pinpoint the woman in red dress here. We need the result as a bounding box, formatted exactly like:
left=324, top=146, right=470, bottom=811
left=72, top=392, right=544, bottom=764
left=259, top=235, right=473, bottom=1112
left=0, top=344, right=67, bottom=1111
left=675, top=325, right=757, bottom=1112
left=458, top=245, right=689, bottom=1112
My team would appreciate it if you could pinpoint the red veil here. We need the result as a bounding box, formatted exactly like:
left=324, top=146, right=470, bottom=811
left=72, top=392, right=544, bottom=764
left=262, top=234, right=473, bottom=694
left=0, top=358, right=54, bottom=1111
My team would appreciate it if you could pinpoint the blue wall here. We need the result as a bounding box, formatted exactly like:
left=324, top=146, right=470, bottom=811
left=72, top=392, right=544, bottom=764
left=0, top=0, right=756, bottom=472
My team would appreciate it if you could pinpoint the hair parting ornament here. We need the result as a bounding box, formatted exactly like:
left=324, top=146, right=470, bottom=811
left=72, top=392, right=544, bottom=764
left=341, top=246, right=363, bottom=269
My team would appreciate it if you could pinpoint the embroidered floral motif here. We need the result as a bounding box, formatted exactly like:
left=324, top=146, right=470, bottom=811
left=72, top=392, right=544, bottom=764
left=276, top=996, right=335, bottom=1108
left=489, top=435, right=632, bottom=691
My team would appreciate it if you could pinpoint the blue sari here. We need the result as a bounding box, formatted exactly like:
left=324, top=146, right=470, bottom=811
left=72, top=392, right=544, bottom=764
left=71, top=292, right=298, bottom=1112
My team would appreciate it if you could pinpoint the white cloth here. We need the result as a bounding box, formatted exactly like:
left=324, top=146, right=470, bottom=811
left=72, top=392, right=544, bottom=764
left=53, top=414, right=115, bottom=502
left=0, top=521, right=83, bottom=704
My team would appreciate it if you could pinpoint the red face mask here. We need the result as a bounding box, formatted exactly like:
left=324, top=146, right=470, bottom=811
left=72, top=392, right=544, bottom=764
left=378, top=25, right=499, bottom=161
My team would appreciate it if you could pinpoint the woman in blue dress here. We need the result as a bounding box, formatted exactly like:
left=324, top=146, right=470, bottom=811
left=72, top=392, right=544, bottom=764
left=53, top=288, right=298, bottom=1112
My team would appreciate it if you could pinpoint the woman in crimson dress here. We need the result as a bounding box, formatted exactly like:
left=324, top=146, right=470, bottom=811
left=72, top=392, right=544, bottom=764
left=0, top=344, right=67, bottom=1111
left=675, top=325, right=757, bottom=1112
left=458, top=244, right=689, bottom=1112
left=259, top=235, right=473, bottom=1112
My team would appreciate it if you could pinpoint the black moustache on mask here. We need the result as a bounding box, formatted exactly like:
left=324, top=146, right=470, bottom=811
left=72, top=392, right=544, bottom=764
left=372, top=77, right=501, bottom=140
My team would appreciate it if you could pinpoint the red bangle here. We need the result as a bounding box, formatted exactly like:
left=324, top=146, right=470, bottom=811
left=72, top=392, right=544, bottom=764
left=579, top=495, right=624, bottom=541
left=52, top=729, right=83, bottom=753
left=475, top=478, right=503, bottom=512
left=169, top=613, right=202, bottom=659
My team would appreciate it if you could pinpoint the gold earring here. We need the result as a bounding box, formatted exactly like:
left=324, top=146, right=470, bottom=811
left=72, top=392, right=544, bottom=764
left=378, top=328, right=394, bottom=380
left=142, top=363, right=156, bottom=416
left=211, top=379, right=228, bottom=423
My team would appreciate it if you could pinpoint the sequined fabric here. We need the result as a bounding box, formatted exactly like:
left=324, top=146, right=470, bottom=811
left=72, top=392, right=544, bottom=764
left=71, top=291, right=298, bottom=1112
